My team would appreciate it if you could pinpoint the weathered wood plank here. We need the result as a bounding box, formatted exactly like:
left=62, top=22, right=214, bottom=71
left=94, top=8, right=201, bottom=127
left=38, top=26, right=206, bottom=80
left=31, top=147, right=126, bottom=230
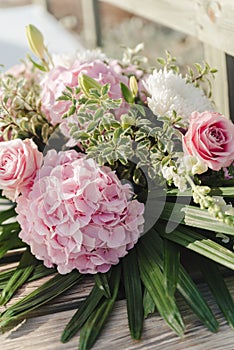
left=101, top=0, right=234, bottom=57
left=0, top=275, right=234, bottom=349
left=81, top=0, right=101, bottom=48
left=203, top=44, right=229, bottom=117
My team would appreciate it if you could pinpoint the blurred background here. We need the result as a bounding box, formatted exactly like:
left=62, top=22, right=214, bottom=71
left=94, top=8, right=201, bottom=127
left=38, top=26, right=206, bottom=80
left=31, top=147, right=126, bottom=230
left=0, top=0, right=203, bottom=70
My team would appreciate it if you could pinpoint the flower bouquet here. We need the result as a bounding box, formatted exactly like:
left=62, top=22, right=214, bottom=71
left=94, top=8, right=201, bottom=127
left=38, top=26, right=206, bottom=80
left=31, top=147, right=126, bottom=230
left=0, top=24, right=234, bottom=349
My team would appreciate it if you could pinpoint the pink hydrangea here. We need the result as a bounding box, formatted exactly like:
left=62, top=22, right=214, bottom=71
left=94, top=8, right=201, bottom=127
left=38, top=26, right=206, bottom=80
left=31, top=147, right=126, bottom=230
left=16, top=149, right=145, bottom=274
left=40, top=59, right=129, bottom=126
left=0, top=138, right=43, bottom=201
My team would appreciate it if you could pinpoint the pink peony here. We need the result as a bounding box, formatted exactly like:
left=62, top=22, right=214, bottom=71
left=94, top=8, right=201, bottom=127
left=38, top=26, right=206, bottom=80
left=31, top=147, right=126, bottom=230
left=16, top=150, right=144, bottom=274
left=0, top=138, right=43, bottom=201
left=40, top=59, right=129, bottom=126
left=183, top=111, right=234, bottom=171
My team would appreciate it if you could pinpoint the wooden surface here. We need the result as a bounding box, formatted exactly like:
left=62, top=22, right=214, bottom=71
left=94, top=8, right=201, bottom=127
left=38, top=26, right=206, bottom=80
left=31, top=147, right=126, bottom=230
left=0, top=265, right=234, bottom=350
left=101, top=0, right=234, bottom=57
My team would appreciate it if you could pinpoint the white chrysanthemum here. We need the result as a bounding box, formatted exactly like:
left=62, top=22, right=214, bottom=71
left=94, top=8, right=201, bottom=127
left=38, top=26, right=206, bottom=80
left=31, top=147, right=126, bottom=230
left=144, top=69, right=214, bottom=121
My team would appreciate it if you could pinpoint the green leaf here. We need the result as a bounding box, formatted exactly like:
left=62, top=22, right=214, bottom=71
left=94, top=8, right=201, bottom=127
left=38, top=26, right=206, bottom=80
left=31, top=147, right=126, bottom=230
left=143, top=288, right=156, bottom=318
left=0, top=238, right=26, bottom=259
left=0, top=249, right=38, bottom=305
left=137, top=236, right=184, bottom=337
left=178, top=265, right=219, bottom=332
left=159, top=224, right=234, bottom=270
left=0, top=222, right=20, bottom=243
left=163, top=239, right=180, bottom=297
left=27, top=54, right=47, bottom=72
left=199, top=257, right=234, bottom=328
left=0, top=206, right=16, bottom=225
left=94, top=272, right=111, bottom=298
left=101, top=83, right=110, bottom=96
left=122, top=248, right=143, bottom=340
left=120, top=82, right=134, bottom=103
left=28, top=264, right=56, bottom=282
left=0, top=271, right=82, bottom=330
left=61, top=285, right=104, bottom=343
left=0, top=268, right=16, bottom=290
left=79, top=265, right=121, bottom=350
left=161, top=202, right=234, bottom=235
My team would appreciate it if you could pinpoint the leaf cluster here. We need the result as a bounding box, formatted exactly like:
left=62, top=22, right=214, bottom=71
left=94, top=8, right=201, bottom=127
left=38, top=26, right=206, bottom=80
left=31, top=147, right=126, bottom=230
left=0, top=71, right=54, bottom=143
left=62, top=82, right=184, bottom=187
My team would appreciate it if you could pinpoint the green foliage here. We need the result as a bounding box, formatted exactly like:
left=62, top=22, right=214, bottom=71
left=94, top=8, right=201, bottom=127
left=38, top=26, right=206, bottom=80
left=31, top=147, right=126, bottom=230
left=185, top=61, right=217, bottom=98
left=0, top=68, right=54, bottom=144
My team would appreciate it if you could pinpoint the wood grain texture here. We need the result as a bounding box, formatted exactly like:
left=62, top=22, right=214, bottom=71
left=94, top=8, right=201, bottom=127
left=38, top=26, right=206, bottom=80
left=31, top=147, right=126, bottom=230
left=203, top=44, right=229, bottom=117
left=101, top=0, right=234, bottom=56
left=0, top=272, right=234, bottom=350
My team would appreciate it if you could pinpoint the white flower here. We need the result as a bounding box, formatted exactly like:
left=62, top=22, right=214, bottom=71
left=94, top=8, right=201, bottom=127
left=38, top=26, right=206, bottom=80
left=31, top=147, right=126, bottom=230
left=52, top=53, right=76, bottom=68
left=182, top=155, right=208, bottom=175
left=52, top=49, right=107, bottom=68
left=75, top=48, right=107, bottom=63
left=143, top=69, right=214, bottom=121
left=173, top=174, right=187, bottom=192
left=213, top=196, right=233, bottom=214
left=161, top=165, right=175, bottom=180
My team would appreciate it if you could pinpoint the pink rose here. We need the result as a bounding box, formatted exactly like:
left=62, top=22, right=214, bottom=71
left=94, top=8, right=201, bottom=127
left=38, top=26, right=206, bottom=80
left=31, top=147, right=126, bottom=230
left=16, top=150, right=144, bottom=274
left=0, top=138, right=43, bottom=201
left=183, top=111, right=234, bottom=171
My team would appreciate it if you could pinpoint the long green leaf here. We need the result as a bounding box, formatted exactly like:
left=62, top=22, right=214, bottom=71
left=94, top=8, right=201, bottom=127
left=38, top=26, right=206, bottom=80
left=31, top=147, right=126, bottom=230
left=0, top=249, right=38, bottom=305
left=161, top=202, right=234, bottom=235
left=159, top=224, right=234, bottom=270
left=0, top=268, right=16, bottom=289
left=178, top=265, right=219, bottom=332
left=0, top=222, right=20, bottom=242
left=137, top=238, right=184, bottom=337
left=94, top=272, right=111, bottom=298
left=163, top=239, right=180, bottom=296
left=144, top=228, right=220, bottom=332
left=61, top=285, right=104, bottom=343
left=0, top=238, right=26, bottom=259
left=0, top=271, right=82, bottom=330
left=143, top=288, right=156, bottom=318
left=79, top=265, right=121, bottom=350
left=167, top=186, right=234, bottom=197
left=28, top=264, right=56, bottom=282
left=0, top=206, right=16, bottom=224
left=199, top=257, right=234, bottom=328
left=122, top=248, right=143, bottom=340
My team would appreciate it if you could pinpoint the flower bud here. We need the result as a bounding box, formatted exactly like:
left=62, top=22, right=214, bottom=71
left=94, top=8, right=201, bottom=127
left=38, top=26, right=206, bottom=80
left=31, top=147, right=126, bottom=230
left=26, top=24, right=45, bottom=59
left=129, top=75, right=138, bottom=98
left=78, top=74, right=102, bottom=98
